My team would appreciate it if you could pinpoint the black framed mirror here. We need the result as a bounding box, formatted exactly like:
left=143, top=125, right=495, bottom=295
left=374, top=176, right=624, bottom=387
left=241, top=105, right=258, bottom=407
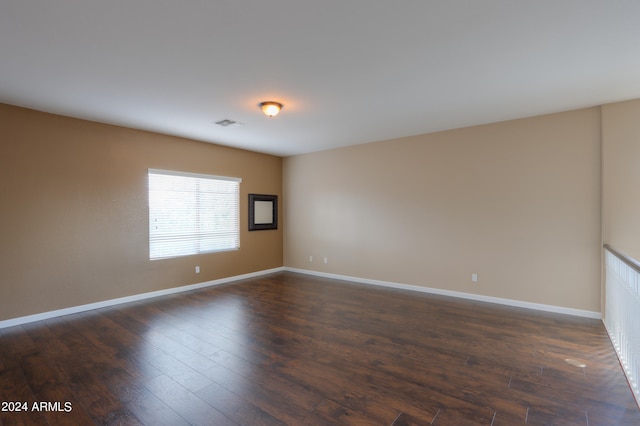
left=248, top=194, right=278, bottom=231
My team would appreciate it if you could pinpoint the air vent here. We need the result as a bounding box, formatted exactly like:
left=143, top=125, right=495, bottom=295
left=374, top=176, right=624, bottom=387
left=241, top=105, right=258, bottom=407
left=214, top=119, right=243, bottom=128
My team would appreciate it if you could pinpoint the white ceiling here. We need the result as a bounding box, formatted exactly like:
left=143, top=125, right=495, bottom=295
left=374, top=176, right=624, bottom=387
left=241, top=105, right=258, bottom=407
left=1, top=1, right=639, bottom=157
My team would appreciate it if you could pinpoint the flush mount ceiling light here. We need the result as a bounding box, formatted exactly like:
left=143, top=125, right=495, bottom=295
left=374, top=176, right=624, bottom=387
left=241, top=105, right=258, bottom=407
left=259, top=101, right=283, bottom=117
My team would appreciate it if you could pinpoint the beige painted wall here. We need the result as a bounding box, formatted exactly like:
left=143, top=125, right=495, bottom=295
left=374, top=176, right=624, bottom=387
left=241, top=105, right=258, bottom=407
left=602, top=99, right=640, bottom=261
left=0, top=104, right=283, bottom=321
left=284, top=108, right=602, bottom=312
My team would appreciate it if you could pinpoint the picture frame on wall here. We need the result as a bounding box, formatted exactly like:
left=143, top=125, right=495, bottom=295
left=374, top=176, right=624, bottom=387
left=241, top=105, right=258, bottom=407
left=248, top=194, right=278, bottom=231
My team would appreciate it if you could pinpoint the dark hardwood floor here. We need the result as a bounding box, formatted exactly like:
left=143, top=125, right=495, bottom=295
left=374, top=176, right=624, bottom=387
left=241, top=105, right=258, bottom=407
left=1, top=271, right=638, bottom=425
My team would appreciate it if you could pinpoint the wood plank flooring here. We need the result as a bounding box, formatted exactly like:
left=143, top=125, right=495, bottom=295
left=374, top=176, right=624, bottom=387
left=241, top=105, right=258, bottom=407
left=1, top=271, right=639, bottom=425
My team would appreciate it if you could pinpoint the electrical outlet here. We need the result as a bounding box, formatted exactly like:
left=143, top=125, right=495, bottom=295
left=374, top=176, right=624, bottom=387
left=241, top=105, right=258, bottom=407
left=323, top=257, right=328, bottom=264
left=471, top=273, right=478, bottom=282
left=195, top=266, right=200, bottom=274
left=309, top=255, right=313, bottom=262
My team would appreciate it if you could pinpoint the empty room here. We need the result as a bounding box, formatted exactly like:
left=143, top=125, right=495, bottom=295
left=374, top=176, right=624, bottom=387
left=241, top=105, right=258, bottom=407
left=2, top=1, right=640, bottom=425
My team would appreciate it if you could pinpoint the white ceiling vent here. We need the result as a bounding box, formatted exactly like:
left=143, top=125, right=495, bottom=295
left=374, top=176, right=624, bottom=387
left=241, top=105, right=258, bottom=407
left=214, top=119, right=243, bottom=128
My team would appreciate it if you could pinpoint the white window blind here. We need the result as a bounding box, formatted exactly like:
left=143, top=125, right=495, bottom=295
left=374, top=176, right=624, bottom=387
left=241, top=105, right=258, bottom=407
left=148, top=169, right=241, bottom=260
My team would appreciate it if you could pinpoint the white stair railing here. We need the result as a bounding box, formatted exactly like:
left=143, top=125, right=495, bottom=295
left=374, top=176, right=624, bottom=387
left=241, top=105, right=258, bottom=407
left=604, top=245, right=640, bottom=407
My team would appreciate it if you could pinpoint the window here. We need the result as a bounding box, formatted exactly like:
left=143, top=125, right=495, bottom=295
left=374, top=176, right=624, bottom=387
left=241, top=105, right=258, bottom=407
left=148, top=169, right=241, bottom=260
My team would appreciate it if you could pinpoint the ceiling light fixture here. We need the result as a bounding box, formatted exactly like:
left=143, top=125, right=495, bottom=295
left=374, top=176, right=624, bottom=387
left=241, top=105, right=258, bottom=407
left=259, top=101, right=283, bottom=117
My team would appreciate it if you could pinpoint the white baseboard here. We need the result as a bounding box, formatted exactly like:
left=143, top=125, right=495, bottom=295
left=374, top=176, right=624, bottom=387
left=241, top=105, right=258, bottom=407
left=0, top=267, right=285, bottom=329
left=284, top=267, right=601, bottom=319
left=2, top=266, right=600, bottom=329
